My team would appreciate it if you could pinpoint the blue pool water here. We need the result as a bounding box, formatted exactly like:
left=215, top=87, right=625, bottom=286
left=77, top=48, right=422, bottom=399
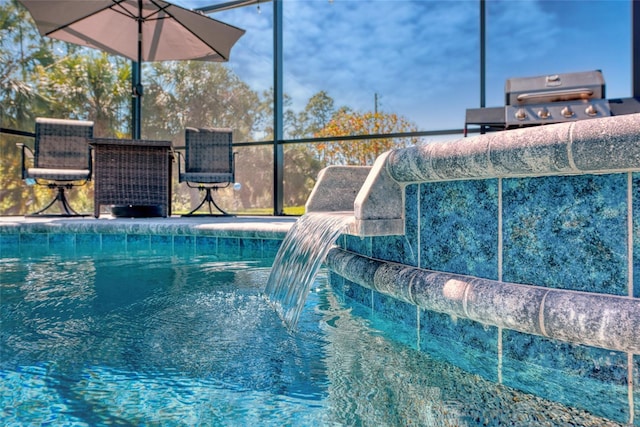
left=0, top=248, right=624, bottom=426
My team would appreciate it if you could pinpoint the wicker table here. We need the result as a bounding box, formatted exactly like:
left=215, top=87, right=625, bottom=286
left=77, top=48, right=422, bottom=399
left=90, top=138, right=173, bottom=218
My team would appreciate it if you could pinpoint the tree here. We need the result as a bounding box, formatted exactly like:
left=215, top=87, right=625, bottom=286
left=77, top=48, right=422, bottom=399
left=288, top=90, right=336, bottom=139
left=313, top=110, right=420, bottom=166
left=143, top=61, right=259, bottom=142
left=34, top=52, right=130, bottom=136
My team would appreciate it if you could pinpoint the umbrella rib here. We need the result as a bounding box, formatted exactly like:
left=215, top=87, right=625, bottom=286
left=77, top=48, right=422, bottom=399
left=109, top=0, right=139, bottom=20
left=145, top=0, right=172, bottom=21
left=43, top=3, right=114, bottom=37
left=32, top=0, right=241, bottom=62
left=149, top=1, right=230, bottom=61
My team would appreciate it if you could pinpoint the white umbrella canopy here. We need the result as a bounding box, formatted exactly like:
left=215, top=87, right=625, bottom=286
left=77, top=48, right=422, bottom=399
left=19, top=0, right=246, bottom=137
left=19, top=0, right=246, bottom=62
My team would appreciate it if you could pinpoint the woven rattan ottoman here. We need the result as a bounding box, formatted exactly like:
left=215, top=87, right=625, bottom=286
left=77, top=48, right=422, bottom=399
left=90, top=138, right=173, bottom=218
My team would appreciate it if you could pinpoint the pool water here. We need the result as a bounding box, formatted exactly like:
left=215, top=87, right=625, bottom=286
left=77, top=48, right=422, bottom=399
left=0, top=251, right=624, bottom=426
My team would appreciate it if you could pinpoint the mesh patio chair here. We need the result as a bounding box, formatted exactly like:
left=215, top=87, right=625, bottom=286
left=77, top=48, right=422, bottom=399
left=178, top=127, right=235, bottom=216
left=17, top=118, right=94, bottom=216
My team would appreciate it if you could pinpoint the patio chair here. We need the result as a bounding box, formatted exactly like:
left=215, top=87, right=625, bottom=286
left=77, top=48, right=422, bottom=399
left=178, top=127, right=235, bottom=216
left=17, top=117, right=94, bottom=216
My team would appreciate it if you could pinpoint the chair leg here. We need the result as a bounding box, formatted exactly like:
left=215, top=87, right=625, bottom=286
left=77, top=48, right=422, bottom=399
left=183, top=187, right=231, bottom=216
left=28, top=184, right=85, bottom=217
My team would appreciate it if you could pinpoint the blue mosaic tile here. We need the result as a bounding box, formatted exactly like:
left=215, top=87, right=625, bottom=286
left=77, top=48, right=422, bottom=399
left=173, top=235, right=196, bottom=256
left=419, top=308, right=498, bottom=382
left=263, top=239, right=282, bottom=257
left=373, top=290, right=417, bottom=328
left=0, top=234, right=20, bottom=256
left=126, top=234, right=151, bottom=252
left=218, top=237, right=240, bottom=257
left=240, top=238, right=263, bottom=257
left=48, top=233, right=76, bottom=253
left=329, top=271, right=345, bottom=299
left=404, top=184, right=419, bottom=265
left=370, top=185, right=419, bottom=265
left=634, top=172, right=640, bottom=299
left=149, top=234, right=174, bottom=253
left=19, top=233, right=49, bottom=255
left=101, top=234, right=127, bottom=253
left=634, top=354, right=640, bottom=426
left=503, top=174, right=628, bottom=294
left=341, top=277, right=372, bottom=307
left=196, top=236, right=218, bottom=255
left=371, top=235, right=417, bottom=265
left=344, top=235, right=371, bottom=256
left=76, top=233, right=102, bottom=253
left=420, top=179, right=499, bottom=279
left=502, top=329, right=629, bottom=424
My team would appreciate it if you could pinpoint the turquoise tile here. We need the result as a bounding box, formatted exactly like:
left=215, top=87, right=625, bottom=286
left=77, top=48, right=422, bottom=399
left=263, top=239, right=282, bottom=257
left=342, top=277, right=372, bottom=308
left=76, top=233, right=102, bottom=253
left=404, top=184, right=420, bottom=265
left=373, top=290, right=416, bottom=328
left=503, top=174, right=628, bottom=294
left=634, top=354, right=640, bottom=426
left=634, top=172, right=640, bottom=298
left=127, top=234, right=151, bottom=252
left=419, top=309, right=498, bottom=382
left=149, top=235, right=174, bottom=253
left=196, top=236, right=218, bottom=255
left=218, top=237, right=240, bottom=257
left=502, top=330, right=629, bottom=424
left=101, top=234, right=126, bottom=253
left=371, top=235, right=417, bottom=266
left=20, top=233, right=49, bottom=256
left=344, top=235, right=371, bottom=256
left=0, top=234, right=20, bottom=256
left=328, top=271, right=345, bottom=299
left=173, top=235, right=196, bottom=256
left=240, top=238, right=262, bottom=257
left=49, top=233, right=76, bottom=253
left=420, top=179, right=499, bottom=279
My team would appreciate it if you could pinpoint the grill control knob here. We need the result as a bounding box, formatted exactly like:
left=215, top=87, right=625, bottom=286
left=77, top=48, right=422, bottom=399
left=537, top=107, right=550, bottom=119
left=515, top=108, right=527, bottom=120
left=585, top=104, right=598, bottom=116
left=561, top=106, right=575, bottom=118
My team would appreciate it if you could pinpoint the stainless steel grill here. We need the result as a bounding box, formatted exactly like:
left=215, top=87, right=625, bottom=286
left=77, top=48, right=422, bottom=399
left=504, top=70, right=610, bottom=126
left=464, top=69, right=640, bottom=135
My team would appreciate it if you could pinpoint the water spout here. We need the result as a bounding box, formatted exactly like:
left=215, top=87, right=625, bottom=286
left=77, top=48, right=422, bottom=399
left=265, top=212, right=354, bottom=329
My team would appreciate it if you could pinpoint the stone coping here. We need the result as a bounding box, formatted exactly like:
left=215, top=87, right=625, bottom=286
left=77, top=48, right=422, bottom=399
left=0, top=215, right=297, bottom=239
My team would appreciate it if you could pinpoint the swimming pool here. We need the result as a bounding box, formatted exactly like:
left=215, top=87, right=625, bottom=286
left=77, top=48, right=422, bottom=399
left=0, top=236, right=625, bottom=426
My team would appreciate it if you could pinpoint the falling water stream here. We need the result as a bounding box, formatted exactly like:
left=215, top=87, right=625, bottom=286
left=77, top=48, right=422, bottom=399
left=265, top=212, right=353, bottom=328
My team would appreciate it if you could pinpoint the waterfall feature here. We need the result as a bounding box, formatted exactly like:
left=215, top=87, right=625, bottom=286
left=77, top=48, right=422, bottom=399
left=265, top=212, right=353, bottom=329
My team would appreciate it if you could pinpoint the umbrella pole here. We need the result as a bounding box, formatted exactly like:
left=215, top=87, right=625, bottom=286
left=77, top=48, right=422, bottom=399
left=132, top=0, right=143, bottom=139
left=132, top=60, right=142, bottom=140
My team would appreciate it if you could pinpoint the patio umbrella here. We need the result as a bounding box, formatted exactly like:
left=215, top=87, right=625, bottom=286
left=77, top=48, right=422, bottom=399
left=19, top=0, right=246, bottom=138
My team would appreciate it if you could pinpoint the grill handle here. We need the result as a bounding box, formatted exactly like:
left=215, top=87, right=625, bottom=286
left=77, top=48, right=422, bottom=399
left=516, top=88, right=594, bottom=103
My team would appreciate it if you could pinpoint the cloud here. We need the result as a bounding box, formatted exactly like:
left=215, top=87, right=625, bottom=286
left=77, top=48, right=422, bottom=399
left=185, top=0, right=629, bottom=130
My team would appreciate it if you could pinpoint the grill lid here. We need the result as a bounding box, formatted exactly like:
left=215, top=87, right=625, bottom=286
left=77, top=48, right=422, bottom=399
left=505, top=70, right=605, bottom=106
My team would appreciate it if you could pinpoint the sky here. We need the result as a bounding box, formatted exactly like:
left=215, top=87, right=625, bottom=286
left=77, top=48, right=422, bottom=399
left=31, top=0, right=639, bottom=133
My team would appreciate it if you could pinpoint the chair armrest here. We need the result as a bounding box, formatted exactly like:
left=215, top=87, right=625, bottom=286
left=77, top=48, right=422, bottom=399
left=88, top=145, right=93, bottom=181
left=232, top=151, right=237, bottom=183
left=16, top=143, right=34, bottom=179
left=175, top=150, right=185, bottom=176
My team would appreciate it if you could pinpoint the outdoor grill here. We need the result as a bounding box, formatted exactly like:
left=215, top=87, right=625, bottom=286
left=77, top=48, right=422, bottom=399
left=465, top=69, right=640, bottom=134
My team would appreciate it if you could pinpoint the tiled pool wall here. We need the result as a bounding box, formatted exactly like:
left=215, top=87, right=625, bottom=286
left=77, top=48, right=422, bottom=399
left=328, top=171, right=639, bottom=425
left=0, top=223, right=284, bottom=259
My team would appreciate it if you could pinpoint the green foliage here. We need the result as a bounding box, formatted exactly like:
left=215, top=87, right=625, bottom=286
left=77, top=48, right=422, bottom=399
left=0, top=1, right=419, bottom=215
